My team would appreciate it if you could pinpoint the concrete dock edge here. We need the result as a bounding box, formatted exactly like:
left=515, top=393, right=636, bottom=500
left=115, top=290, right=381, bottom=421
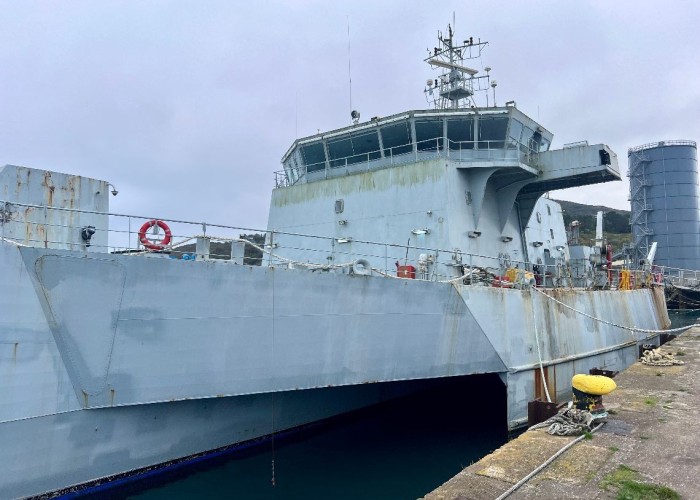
left=422, top=328, right=700, bottom=499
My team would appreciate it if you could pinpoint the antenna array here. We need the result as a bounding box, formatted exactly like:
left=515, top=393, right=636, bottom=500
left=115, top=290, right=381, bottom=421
left=424, top=24, right=495, bottom=109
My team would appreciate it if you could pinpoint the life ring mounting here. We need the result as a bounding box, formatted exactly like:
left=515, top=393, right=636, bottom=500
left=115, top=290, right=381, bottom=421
left=138, top=219, right=172, bottom=251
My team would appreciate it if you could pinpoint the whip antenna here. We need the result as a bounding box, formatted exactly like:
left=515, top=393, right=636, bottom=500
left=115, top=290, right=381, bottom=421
left=347, top=16, right=353, bottom=118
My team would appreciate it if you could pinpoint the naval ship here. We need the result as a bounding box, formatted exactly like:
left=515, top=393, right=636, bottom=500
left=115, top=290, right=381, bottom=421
left=0, top=26, right=670, bottom=497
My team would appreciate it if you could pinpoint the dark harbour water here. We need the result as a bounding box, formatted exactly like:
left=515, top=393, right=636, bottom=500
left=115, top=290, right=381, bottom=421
left=667, top=308, right=700, bottom=328
left=98, top=375, right=508, bottom=500
left=86, top=311, right=699, bottom=500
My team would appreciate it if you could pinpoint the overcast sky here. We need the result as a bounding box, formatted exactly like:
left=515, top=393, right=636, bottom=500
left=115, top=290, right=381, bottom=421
left=1, top=0, right=699, bottom=231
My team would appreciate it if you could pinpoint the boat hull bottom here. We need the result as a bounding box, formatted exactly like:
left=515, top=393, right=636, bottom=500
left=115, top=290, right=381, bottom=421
left=5, top=380, right=440, bottom=498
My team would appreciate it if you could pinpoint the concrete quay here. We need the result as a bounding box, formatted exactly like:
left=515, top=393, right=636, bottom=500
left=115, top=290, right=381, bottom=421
left=423, top=328, right=700, bottom=499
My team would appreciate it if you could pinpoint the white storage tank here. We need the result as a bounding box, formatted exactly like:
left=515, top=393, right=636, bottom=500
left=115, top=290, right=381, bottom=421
left=628, top=140, right=699, bottom=269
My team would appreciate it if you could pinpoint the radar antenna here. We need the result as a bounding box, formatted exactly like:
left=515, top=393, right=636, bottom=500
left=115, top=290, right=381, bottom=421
left=423, top=24, right=494, bottom=109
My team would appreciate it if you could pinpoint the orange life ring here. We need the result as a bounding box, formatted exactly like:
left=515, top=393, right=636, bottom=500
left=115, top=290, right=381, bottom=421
left=138, top=220, right=172, bottom=251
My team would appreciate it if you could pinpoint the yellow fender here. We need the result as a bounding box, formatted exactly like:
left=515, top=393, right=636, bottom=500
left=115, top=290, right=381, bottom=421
left=572, top=374, right=617, bottom=396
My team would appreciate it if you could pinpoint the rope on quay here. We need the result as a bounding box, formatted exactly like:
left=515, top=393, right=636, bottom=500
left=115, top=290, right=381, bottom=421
left=530, top=285, right=692, bottom=337
left=640, top=348, right=685, bottom=366
left=528, top=408, right=595, bottom=436
left=494, top=420, right=605, bottom=500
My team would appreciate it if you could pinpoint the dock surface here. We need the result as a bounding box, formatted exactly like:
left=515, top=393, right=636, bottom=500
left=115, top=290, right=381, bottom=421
left=424, top=328, right=700, bottom=499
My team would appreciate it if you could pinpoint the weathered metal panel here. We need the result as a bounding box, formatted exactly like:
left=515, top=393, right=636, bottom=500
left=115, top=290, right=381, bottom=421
left=0, top=165, right=109, bottom=251
left=34, top=255, right=126, bottom=405
left=15, top=243, right=668, bottom=427
left=268, top=158, right=556, bottom=273
left=21, top=247, right=507, bottom=407
left=0, top=245, right=81, bottom=423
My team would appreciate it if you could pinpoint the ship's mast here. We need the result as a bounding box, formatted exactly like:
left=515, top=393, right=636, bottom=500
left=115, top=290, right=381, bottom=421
left=424, top=24, right=494, bottom=109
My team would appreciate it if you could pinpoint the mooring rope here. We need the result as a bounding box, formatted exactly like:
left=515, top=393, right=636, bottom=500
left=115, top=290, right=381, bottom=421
left=531, top=297, right=553, bottom=403
left=528, top=408, right=595, bottom=436
left=167, top=237, right=692, bottom=339
left=496, top=418, right=604, bottom=500
left=530, top=285, right=691, bottom=336
left=640, top=348, right=685, bottom=366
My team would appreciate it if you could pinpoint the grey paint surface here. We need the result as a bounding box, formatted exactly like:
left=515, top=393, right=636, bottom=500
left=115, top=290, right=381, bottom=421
left=0, top=118, right=665, bottom=497
left=629, top=142, right=700, bottom=269
left=0, top=237, right=668, bottom=497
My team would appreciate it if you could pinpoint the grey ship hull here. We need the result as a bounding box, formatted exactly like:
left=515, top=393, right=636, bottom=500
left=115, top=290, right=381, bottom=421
left=0, top=240, right=669, bottom=497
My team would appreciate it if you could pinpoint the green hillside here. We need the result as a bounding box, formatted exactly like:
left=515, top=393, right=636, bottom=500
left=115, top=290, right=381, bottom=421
left=553, top=199, right=632, bottom=250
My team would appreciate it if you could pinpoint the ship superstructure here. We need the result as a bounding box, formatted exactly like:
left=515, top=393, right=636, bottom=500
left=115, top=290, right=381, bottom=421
left=270, top=26, right=618, bottom=286
left=0, top=25, right=670, bottom=498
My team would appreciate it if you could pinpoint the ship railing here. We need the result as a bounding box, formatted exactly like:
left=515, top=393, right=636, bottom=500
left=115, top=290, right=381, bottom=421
left=651, top=264, right=700, bottom=289
left=2, top=199, right=657, bottom=290
left=628, top=139, right=697, bottom=154
left=605, top=267, right=663, bottom=290
left=274, top=137, right=537, bottom=187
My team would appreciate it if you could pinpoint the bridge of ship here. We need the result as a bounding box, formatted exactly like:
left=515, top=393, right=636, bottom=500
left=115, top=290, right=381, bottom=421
left=277, top=106, right=553, bottom=187
left=275, top=106, right=621, bottom=237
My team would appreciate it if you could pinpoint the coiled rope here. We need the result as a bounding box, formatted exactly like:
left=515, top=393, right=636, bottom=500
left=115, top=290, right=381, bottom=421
left=640, top=348, right=685, bottom=366
left=528, top=408, right=595, bottom=436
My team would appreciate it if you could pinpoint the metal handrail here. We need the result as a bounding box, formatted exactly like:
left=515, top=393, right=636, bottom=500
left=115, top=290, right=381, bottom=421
left=2, top=199, right=662, bottom=291
left=628, top=140, right=696, bottom=154
left=0, top=198, right=602, bottom=289
left=275, top=137, right=538, bottom=187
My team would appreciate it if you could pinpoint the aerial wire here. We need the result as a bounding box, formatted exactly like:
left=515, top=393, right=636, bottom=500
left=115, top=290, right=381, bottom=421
left=347, top=15, right=353, bottom=117
left=271, top=269, right=276, bottom=487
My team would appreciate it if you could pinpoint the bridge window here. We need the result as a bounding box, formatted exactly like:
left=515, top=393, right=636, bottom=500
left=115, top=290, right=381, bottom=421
left=285, top=155, right=301, bottom=182
left=520, top=125, right=535, bottom=152
left=300, top=143, right=326, bottom=172
left=508, top=119, right=523, bottom=146
left=380, top=121, right=412, bottom=157
left=478, top=115, right=508, bottom=149
left=415, top=119, right=443, bottom=151
left=447, top=117, right=475, bottom=150
left=350, top=131, right=381, bottom=161
left=328, top=137, right=354, bottom=168
left=327, top=131, right=382, bottom=168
